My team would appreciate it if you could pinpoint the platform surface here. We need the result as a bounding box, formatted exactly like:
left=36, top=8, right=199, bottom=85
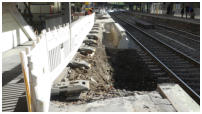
left=49, top=91, right=176, bottom=112
left=2, top=41, right=33, bottom=112
left=134, top=12, right=200, bottom=25
left=158, top=83, right=200, bottom=112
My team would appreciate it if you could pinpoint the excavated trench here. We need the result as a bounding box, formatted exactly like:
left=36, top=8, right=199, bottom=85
left=50, top=22, right=157, bottom=106
left=103, top=22, right=157, bottom=91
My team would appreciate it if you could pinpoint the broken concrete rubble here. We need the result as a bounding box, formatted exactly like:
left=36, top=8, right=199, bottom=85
left=90, top=30, right=99, bottom=34
left=87, top=34, right=99, bottom=40
left=92, top=27, right=99, bottom=31
left=83, top=39, right=98, bottom=46
left=93, top=24, right=99, bottom=27
left=78, top=46, right=96, bottom=56
left=51, top=80, right=89, bottom=97
left=69, top=60, right=91, bottom=69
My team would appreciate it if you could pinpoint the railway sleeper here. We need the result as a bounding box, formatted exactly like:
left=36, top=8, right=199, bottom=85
left=147, top=64, right=159, bottom=68
left=185, top=83, right=200, bottom=89
left=157, top=77, right=173, bottom=83
left=150, top=50, right=176, bottom=54
left=161, top=62, right=190, bottom=67
left=166, top=64, right=194, bottom=69
left=194, top=89, right=200, bottom=95
left=182, top=77, right=200, bottom=80
left=144, top=61, right=156, bottom=65
left=140, top=58, right=152, bottom=63
left=182, top=77, right=200, bottom=82
left=175, top=72, right=199, bottom=77
left=153, top=72, right=167, bottom=76
left=157, top=57, right=186, bottom=61
left=150, top=68, right=163, bottom=73
left=174, top=68, right=199, bottom=73
left=183, top=80, right=199, bottom=84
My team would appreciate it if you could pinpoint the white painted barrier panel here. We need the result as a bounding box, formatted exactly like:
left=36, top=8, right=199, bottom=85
left=20, top=13, right=95, bottom=112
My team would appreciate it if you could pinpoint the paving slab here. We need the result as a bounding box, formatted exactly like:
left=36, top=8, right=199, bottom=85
left=158, top=83, right=200, bottom=112
left=49, top=91, right=176, bottom=112
left=2, top=41, right=33, bottom=112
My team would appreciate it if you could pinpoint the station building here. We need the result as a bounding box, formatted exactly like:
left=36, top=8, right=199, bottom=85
left=132, top=2, right=200, bottom=19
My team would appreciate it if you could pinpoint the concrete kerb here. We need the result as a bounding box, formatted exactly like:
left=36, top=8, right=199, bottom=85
left=87, top=34, right=99, bottom=40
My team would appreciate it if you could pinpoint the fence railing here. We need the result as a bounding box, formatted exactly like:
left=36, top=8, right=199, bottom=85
left=20, top=13, right=95, bottom=112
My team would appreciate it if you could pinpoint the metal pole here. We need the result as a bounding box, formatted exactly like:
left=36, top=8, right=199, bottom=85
left=69, top=2, right=71, bottom=51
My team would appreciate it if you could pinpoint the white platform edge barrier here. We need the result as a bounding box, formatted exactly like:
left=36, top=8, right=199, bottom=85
left=20, top=13, right=95, bottom=112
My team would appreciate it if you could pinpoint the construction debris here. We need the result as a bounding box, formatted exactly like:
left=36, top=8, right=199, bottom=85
left=93, top=24, right=99, bottom=27
left=90, top=77, right=97, bottom=84
left=83, top=39, right=98, bottom=47
left=84, top=39, right=97, bottom=44
left=51, top=80, right=89, bottom=96
left=78, top=46, right=96, bottom=55
left=69, top=60, right=91, bottom=69
left=90, top=30, right=99, bottom=34
left=92, top=27, right=99, bottom=31
left=87, top=34, right=99, bottom=40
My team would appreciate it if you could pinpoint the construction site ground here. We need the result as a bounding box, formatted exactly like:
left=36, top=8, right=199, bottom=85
left=49, top=14, right=177, bottom=112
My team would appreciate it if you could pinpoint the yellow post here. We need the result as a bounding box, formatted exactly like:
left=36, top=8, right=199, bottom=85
left=20, top=52, right=32, bottom=112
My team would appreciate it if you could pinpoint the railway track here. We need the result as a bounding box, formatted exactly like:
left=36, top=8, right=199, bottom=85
left=155, top=24, right=200, bottom=42
left=117, top=12, right=200, bottom=62
left=149, top=26, right=200, bottom=62
left=110, top=12, right=200, bottom=104
left=128, top=11, right=200, bottom=38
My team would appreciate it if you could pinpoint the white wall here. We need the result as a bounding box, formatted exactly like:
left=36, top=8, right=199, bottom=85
left=2, top=3, right=30, bottom=52
left=30, top=5, right=51, bottom=14
left=30, top=2, right=61, bottom=14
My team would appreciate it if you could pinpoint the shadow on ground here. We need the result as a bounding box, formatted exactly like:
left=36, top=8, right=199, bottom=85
left=2, top=64, right=22, bottom=86
left=105, top=48, right=157, bottom=91
left=14, top=93, right=28, bottom=112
